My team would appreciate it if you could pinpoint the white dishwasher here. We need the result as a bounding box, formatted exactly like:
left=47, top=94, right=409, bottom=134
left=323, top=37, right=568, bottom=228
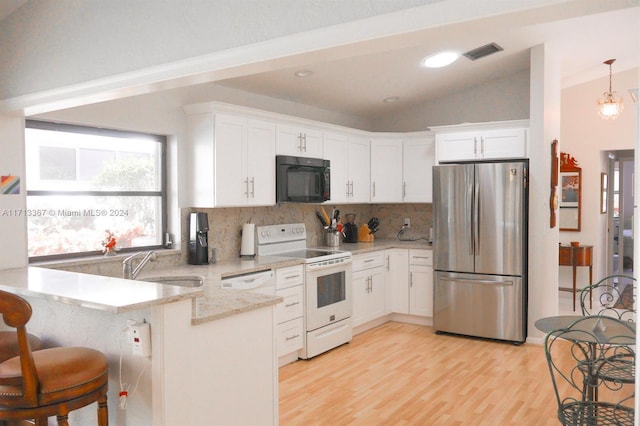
left=221, top=270, right=275, bottom=294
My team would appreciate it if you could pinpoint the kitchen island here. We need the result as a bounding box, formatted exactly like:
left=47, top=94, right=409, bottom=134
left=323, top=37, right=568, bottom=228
left=0, top=265, right=284, bottom=426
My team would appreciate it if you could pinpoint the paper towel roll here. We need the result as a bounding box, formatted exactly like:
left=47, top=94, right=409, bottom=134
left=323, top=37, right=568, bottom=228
left=240, top=223, right=256, bottom=257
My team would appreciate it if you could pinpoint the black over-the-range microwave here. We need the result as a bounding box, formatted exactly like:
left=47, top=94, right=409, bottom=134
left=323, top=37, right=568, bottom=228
left=276, top=155, right=330, bottom=203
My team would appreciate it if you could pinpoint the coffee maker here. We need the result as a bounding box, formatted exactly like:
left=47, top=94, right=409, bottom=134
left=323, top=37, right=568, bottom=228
left=188, top=212, right=209, bottom=265
left=342, top=213, right=358, bottom=243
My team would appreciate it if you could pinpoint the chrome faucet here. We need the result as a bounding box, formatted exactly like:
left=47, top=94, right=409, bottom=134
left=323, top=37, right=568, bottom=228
left=123, top=251, right=158, bottom=280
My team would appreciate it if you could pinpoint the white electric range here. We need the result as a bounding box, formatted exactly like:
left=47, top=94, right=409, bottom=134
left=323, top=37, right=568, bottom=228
left=256, top=223, right=353, bottom=359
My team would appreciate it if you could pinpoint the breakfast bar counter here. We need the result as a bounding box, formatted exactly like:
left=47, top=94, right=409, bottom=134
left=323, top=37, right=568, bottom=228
left=0, top=264, right=282, bottom=425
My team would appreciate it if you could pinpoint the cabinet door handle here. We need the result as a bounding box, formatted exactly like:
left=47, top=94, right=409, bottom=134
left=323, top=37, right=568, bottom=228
left=350, top=181, right=354, bottom=197
left=403, top=181, right=406, bottom=198
left=244, top=177, right=249, bottom=197
left=346, top=181, right=350, bottom=198
left=303, top=134, right=307, bottom=151
left=372, top=182, right=376, bottom=198
left=410, top=272, right=413, bottom=287
left=285, top=334, right=300, bottom=341
left=386, top=255, right=390, bottom=271
left=250, top=177, right=255, bottom=198
left=284, top=274, right=300, bottom=280
left=298, top=133, right=304, bottom=151
left=285, top=301, right=300, bottom=308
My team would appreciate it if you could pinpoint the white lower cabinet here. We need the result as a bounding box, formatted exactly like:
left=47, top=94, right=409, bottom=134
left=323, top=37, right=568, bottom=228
left=378, top=248, right=432, bottom=319
left=384, top=248, right=409, bottom=314
left=352, top=252, right=386, bottom=327
left=276, top=317, right=304, bottom=356
left=409, top=249, right=433, bottom=318
left=275, top=265, right=305, bottom=358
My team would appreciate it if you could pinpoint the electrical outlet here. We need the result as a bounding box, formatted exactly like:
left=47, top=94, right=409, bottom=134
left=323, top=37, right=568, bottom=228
left=404, top=217, right=410, bottom=227
left=128, top=321, right=151, bottom=357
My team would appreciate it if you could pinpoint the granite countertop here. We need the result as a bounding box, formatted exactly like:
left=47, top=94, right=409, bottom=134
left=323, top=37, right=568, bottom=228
left=336, top=238, right=432, bottom=254
left=0, top=266, right=205, bottom=313
left=0, top=239, right=431, bottom=325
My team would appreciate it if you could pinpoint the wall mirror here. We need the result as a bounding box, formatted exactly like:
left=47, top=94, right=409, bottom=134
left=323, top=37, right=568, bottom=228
left=559, top=152, right=581, bottom=231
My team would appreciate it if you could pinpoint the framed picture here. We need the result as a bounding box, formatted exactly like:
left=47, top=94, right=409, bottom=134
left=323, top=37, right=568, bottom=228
left=600, top=172, right=607, bottom=214
left=559, top=152, right=581, bottom=231
left=560, top=172, right=580, bottom=207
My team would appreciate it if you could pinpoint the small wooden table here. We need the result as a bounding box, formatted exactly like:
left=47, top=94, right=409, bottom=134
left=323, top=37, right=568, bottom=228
left=559, top=245, right=593, bottom=311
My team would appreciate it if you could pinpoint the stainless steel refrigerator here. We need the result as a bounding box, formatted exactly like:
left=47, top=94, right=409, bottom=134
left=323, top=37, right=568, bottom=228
left=433, top=161, right=528, bottom=343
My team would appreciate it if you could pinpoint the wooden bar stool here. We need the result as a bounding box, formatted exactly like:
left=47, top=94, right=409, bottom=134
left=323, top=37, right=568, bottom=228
left=0, top=332, right=42, bottom=363
left=0, top=290, right=109, bottom=426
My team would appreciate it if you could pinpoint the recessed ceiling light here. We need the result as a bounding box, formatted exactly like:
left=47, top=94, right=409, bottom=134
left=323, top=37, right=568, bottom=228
left=383, top=96, right=400, bottom=103
left=422, top=51, right=459, bottom=68
left=294, top=70, right=313, bottom=78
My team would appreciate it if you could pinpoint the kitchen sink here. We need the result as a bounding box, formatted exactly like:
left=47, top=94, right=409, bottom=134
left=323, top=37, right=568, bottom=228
left=139, top=275, right=205, bottom=288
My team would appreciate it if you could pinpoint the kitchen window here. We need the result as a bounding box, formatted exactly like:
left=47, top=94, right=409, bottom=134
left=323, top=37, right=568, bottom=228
left=25, top=120, right=166, bottom=260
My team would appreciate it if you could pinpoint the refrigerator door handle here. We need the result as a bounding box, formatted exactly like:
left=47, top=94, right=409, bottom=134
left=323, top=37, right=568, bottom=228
left=469, top=183, right=475, bottom=256
left=475, top=177, right=481, bottom=255
left=446, top=278, right=514, bottom=287
left=471, top=174, right=480, bottom=256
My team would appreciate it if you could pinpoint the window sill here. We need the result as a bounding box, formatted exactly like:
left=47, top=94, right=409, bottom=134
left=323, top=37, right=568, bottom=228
left=30, top=248, right=182, bottom=269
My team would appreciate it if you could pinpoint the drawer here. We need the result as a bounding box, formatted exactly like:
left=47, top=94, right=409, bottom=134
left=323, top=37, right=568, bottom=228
left=275, top=264, right=304, bottom=290
left=352, top=252, right=385, bottom=272
left=409, top=249, right=432, bottom=266
left=276, top=317, right=304, bottom=357
left=275, top=285, right=304, bottom=324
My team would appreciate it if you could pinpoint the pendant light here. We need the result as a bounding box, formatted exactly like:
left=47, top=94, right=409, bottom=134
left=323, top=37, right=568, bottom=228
left=597, top=59, right=623, bottom=119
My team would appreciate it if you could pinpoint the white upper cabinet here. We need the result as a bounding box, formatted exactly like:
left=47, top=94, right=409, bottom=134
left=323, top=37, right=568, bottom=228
left=324, top=131, right=370, bottom=203
left=276, top=123, right=323, bottom=158
left=347, top=135, right=371, bottom=203
left=187, top=111, right=275, bottom=207
left=370, top=138, right=403, bottom=203
left=403, top=136, right=435, bottom=203
left=435, top=126, right=527, bottom=163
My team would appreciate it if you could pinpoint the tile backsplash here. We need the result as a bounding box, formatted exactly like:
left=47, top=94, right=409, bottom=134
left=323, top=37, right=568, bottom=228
left=181, top=203, right=432, bottom=262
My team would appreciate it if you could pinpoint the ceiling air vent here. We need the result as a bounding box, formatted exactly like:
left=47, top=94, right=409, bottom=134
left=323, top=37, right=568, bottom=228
left=463, top=43, right=503, bottom=61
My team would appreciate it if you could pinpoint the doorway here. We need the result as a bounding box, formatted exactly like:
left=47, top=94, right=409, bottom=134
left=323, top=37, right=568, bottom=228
left=606, top=150, right=635, bottom=277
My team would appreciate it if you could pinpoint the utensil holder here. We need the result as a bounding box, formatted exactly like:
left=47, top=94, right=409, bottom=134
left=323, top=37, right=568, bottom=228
left=325, top=230, right=340, bottom=247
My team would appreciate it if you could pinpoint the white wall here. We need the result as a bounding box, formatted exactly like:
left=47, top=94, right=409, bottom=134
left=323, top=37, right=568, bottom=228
left=527, top=44, right=561, bottom=339
left=372, top=69, right=531, bottom=131
left=0, top=114, right=27, bottom=269
left=559, top=67, right=638, bottom=288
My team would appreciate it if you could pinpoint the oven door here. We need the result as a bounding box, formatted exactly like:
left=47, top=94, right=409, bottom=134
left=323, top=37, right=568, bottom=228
left=305, top=261, right=352, bottom=331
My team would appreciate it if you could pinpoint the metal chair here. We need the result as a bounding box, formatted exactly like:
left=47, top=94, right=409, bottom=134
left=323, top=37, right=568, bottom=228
left=579, top=274, right=635, bottom=322
left=578, top=274, right=636, bottom=396
left=544, top=315, right=635, bottom=425
left=0, top=290, right=109, bottom=425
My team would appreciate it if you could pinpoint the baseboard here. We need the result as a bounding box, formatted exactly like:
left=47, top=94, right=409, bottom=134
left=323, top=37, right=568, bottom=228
left=389, top=313, right=432, bottom=327
left=353, top=313, right=433, bottom=336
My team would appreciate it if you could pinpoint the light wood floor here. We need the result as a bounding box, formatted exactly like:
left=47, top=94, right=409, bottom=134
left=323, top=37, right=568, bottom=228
left=279, top=322, right=558, bottom=425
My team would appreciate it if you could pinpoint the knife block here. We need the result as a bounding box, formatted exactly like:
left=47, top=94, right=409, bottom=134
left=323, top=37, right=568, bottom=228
left=358, top=224, right=374, bottom=242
